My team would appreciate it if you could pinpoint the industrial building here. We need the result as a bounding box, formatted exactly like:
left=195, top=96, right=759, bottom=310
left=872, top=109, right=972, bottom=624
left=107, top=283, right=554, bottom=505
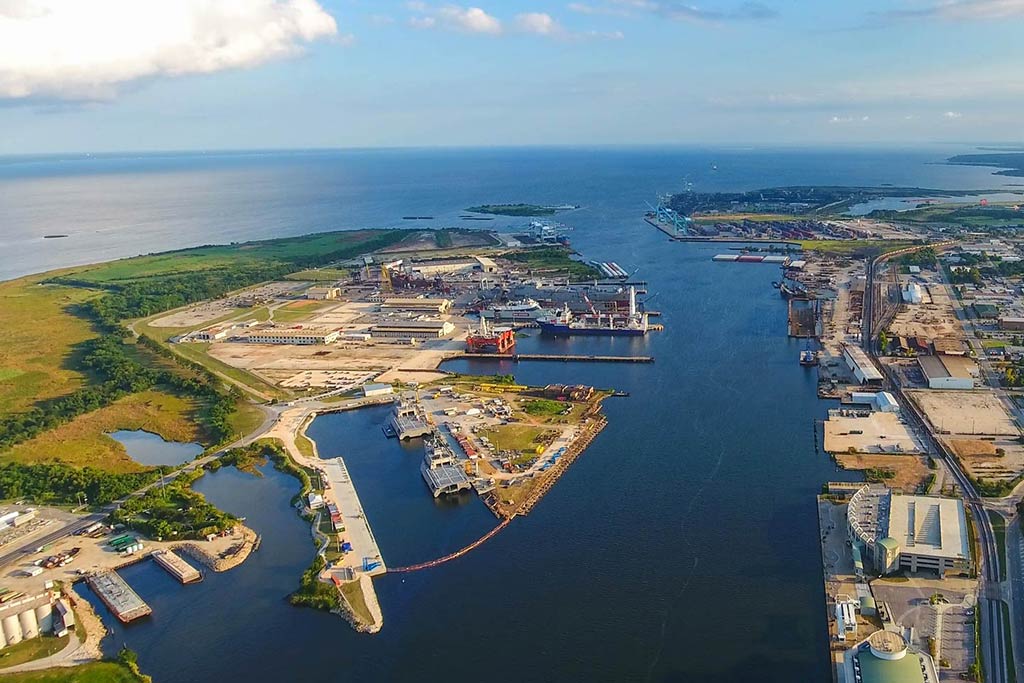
left=0, top=590, right=73, bottom=648
left=842, top=631, right=936, bottom=683
left=380, top=297, right=453, bottom=314
left=901, top=282, right=923, bottom=304
left=370, top=320, right=455, bottom=340
left=999, top=316, right=1024, bottom=331
left=247, top=329, right=340, bottom=345
left=843, top=344, right=884, bottom=385
left=847, top=485, right=971, bottom=577
left=917, top=354, right=976, bottom=390
left=849, top=392, right=900, bottom=413
left=306, top=286, right=340, bottom=300
left=193, top=327, right=228, bottom=342
left=362, top=382, right=394, bottom=398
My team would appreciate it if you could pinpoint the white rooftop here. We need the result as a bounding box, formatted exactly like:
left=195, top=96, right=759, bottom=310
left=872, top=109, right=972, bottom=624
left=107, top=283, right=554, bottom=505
left=886, top=493, right=969, bottom=561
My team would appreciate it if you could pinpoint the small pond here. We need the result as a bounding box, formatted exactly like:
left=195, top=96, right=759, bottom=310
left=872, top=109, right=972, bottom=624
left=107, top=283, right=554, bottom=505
left=108, top=429, right=203, bottom=466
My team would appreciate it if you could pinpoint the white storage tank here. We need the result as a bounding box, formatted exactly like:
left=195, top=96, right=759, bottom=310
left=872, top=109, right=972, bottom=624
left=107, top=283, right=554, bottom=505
left=18, top=608, right=38, bottom=639
left=2, top=614, right=23, bottom=645
left=35, top=604, right=54, bottom=634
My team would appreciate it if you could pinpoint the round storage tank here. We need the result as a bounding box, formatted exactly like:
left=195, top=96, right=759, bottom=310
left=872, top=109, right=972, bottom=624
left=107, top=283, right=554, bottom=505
left=34, top=604, right=54, bottom=634
left=2, top=614, right=23, bottom=645
left=18, top=608, right=39, bottom=640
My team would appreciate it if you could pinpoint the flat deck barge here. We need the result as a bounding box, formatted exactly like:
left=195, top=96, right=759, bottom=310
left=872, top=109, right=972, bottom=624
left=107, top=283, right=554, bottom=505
left=459, top=353, right=653, bottom=363
left=87, top=570, right=152, bottom=623
left=152, top=549, right=202, bottom=584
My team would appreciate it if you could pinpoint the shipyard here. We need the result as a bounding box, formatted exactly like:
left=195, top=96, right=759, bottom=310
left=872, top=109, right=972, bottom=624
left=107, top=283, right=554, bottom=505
left=11, top=223, right=664, bottom=637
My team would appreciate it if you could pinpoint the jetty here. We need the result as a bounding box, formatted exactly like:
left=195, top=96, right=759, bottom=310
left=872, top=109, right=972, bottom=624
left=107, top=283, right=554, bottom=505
left=321, top=457, right=387, bottom=576
left=87, top=571, right=151, bottom=623
left=458, top=353, right=653, bottom=363
left=152, top=549, right=202, bottom=584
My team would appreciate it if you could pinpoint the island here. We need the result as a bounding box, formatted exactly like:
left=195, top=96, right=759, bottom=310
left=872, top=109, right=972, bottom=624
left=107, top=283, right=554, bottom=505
left=465, top=203, right=579, bottom=216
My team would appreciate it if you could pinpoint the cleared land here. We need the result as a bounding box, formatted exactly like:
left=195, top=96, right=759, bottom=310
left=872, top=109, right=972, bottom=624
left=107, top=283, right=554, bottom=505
left=2, top=389, right=206, bottom=472
left=835, top=453, right=932, bottom=492
left=479, top=425, right=554, bottom=452
left=823, top=412, right=924, bottom=454
left=908, top=390, right=1019, bottom=436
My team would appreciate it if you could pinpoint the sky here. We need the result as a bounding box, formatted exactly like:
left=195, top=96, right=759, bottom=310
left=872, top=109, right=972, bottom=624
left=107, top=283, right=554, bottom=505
left=1, top=0, right=1023, bottom=153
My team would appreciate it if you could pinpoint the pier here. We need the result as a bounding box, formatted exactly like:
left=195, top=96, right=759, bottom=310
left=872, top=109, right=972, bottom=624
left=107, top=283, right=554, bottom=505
left=321, top=457, right=387, bottom=576
left=87, top=570, right=151, bottom=623
left=458, top=353, right=653, bottom=363
left=152, top=549, right=202, bottom=584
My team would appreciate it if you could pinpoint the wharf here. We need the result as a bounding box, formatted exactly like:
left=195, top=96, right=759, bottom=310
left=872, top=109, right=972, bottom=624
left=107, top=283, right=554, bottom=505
left=151, top=549, right=202, bottom=584
left=321, top=457, right=387, bottom=576
left=644, top=216, right=683, bottom=239
left=87, top=570, right=151, bottom=623
left=458, top=353, right=653, bottom=363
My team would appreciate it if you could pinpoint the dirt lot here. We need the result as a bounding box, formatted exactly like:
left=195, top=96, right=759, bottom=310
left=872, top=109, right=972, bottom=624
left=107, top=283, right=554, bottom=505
left=908, top=389, right=1019, bottom=436
left=824, top=412, right=925, bottom=455
left=946, top=437, right=1024, bottom=484
left=835, top=453, right=932, bottom=492
left=887, top=273, right=960, bottom=340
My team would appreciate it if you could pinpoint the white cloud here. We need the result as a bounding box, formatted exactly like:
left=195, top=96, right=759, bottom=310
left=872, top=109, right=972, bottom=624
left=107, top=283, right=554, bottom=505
left=828, top=114, right=870, bottom=124
left=885, top=0, right=1024, bottom=20
left=515, top=12, right=561, bottom=35
left=408, top=5, right=502, bottom=34
left=943, top=110, right=964, bottom=118
left=568, top=0, right=777, bottom=22
left=0, top=0, right=338, bottom=101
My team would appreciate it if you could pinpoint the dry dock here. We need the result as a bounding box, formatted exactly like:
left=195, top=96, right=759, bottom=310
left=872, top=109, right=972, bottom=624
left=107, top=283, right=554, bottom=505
left=87, top=570, right=151, bottom=623
left=152, top=549, right=202, bottom=584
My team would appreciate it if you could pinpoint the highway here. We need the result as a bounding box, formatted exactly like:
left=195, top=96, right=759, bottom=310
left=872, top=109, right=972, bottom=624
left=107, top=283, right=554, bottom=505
left=863, top=242, right=1015, bottom=683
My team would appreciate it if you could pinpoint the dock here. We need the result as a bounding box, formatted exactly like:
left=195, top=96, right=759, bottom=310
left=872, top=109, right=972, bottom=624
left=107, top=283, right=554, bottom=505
left=321, top=457, right=387, bottom=576
left=87, top=571, right=151, bottom=623
left=458, top=353, right=653, bottom=363
left=151, top=549, right=202, bottom=584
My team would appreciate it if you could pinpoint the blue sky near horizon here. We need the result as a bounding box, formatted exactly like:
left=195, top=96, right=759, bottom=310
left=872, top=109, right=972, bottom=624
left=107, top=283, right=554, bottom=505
left=1, top=0, right=1022, bottom=153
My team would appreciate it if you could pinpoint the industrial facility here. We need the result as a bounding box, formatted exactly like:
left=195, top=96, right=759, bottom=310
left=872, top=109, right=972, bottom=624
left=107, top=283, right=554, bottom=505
left=847, top=485, right=971, bottom=577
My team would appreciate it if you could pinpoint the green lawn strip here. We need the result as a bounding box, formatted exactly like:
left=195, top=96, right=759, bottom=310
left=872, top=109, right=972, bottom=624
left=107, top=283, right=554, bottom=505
left=988, top=510, right=1008, bottom=582
left=0, top=661, right=144, bottom=683
left=160, top=341, right=288, bottom=401
left=0, top=635, right=70, bottom=670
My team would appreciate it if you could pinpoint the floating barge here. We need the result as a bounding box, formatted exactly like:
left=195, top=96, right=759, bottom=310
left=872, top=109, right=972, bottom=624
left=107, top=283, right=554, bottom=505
left=87, top=571, right=151, bottom=623
left=151, top=550, right=202, bottom=584
left=459, top=353, right=653, bottom=363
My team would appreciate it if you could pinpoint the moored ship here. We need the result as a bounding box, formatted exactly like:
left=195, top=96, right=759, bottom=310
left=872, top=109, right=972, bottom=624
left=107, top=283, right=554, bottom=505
left=538, top=286, right=648, bottom=336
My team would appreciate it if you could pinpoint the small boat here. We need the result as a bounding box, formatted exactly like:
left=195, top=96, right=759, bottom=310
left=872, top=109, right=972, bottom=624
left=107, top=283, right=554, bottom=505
left=800, top=349, right=819, bottom=366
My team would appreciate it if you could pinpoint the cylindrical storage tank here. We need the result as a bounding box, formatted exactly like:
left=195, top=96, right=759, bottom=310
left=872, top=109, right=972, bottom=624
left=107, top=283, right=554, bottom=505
left=18, top=609, right=38, bottom=640
left=2, top=615, right=23, bottom=645
left=35, top=604, right=54, bottom=634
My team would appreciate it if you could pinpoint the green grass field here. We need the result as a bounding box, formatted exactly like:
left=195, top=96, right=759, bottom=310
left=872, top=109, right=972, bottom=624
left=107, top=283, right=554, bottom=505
left=0, top=635, right=70, bottom=670
left=479, top=424, right=553, bottom=452
left=0, top=662, right=142, bottom=683
left=0, top=275, right=100, bottom=414
left=2, top=389, right=206, bottom=473
left=68, top=229, right=409, bottom=285
left=284, top=268, right=350, bottom=281
left=796, top=239, right=916, bottom=256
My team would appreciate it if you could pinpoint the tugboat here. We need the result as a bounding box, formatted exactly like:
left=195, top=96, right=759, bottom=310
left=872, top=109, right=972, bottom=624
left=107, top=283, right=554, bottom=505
left=800, top=347, right=819, bottom=366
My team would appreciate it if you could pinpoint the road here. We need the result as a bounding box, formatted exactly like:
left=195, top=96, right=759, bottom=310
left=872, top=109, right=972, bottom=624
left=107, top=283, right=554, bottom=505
left=0, top=402, right=281, bottom=571
left=863, top=242, right=1015, bottom=683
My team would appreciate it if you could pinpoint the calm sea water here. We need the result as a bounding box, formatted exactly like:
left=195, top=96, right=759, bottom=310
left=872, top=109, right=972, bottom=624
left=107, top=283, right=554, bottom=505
left=18, top=147, right=1011, bottom=682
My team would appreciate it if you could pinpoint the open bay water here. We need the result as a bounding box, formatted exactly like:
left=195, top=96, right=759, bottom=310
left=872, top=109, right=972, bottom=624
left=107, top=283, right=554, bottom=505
left=13, top=147, right=1015, bottom=682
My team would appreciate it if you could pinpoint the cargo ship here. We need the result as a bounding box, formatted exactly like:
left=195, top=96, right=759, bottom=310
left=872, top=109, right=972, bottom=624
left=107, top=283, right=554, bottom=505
left=538, top=286, right=648, bottom=336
